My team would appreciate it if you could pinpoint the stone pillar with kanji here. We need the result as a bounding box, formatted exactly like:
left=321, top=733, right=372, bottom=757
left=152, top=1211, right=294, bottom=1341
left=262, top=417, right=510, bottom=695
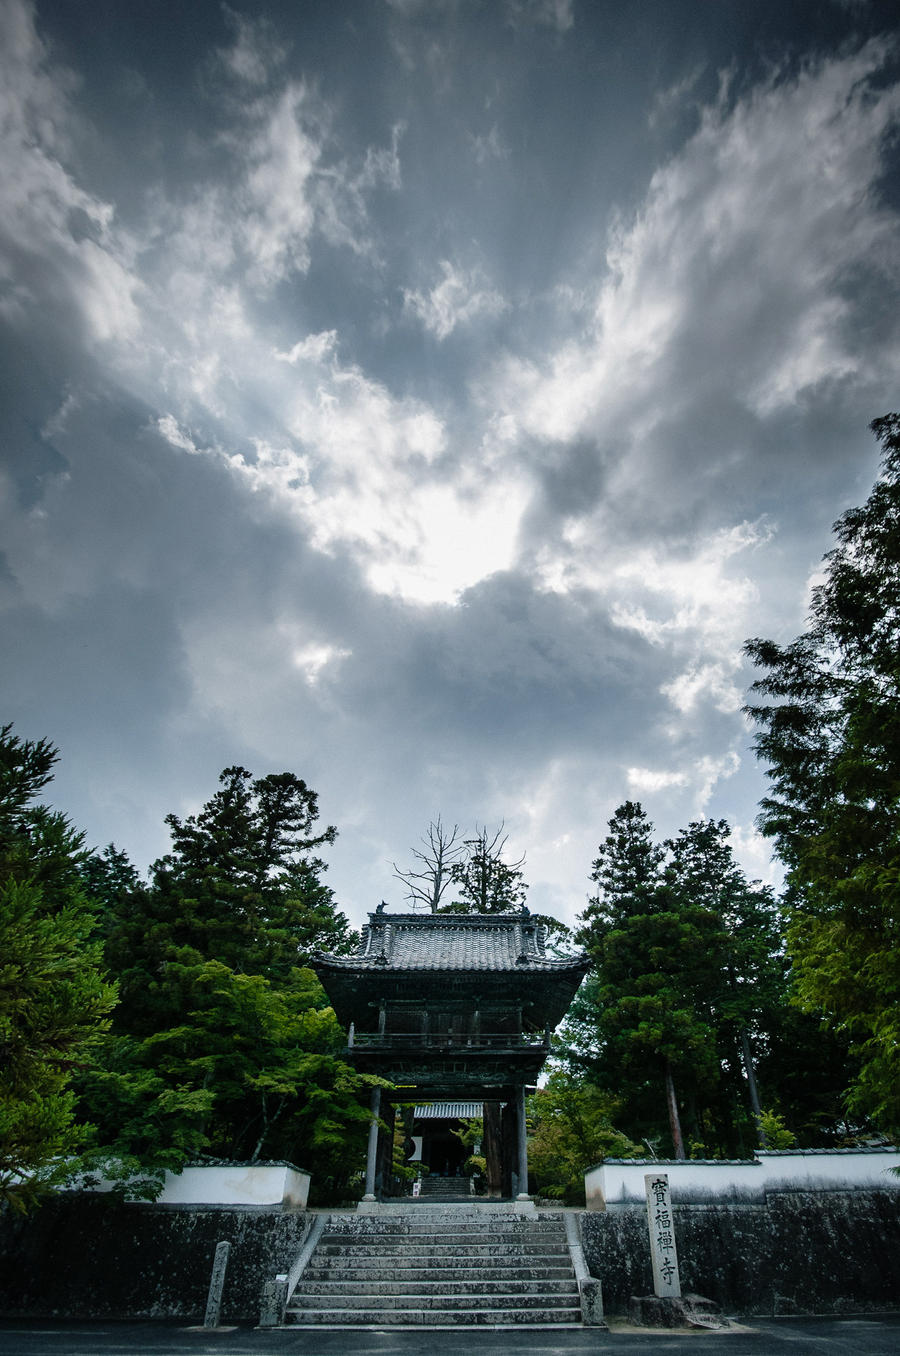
left=645, top=1173, right=681, bottom=1298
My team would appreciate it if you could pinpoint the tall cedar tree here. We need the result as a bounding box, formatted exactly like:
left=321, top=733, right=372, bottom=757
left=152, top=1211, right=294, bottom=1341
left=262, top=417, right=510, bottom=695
left=574, top=802, right=722, bottom=1158
left=745, top=414, right=900, bottom=1139
left=570, top=804, right=851, bottom=1156
left=663, top=818, right=783, bottom=1145
left=0, top=725, right=117, bottom=1211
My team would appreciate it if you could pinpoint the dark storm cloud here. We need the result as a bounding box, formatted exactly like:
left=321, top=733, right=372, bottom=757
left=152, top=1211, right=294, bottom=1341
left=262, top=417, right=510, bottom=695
left=2, top=0, right=900, bottom=924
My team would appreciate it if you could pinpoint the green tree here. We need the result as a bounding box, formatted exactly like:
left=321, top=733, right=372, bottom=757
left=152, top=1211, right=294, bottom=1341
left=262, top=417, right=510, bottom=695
left=75, top=765, right=368, bottom=1202
left=0, top=725, right=117, bottom=1211
left=664, top=818, right=785, bottom=1147
left=574, top=803, right=724, bottom=1158
left=446, top=823, right=528, bottom=913
left=105, top=766, right=352, bottom=1037
left=745, top=414, right=900, bottom=1139
left=79, top=843, right=143, bottom=941
left=78, top=963, right=371, bottom=1193
left=528, top=1071, right=641, bottom=1203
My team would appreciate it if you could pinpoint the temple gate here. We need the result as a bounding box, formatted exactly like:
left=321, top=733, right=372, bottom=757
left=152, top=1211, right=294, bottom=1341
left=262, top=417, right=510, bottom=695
left=312, top=907, right=589, bottom=1204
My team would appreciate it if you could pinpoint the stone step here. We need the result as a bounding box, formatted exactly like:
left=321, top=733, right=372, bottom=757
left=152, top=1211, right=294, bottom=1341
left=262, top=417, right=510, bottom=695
left=324, top=1221, right=566, bottom=1236
left=291, top=1289, right=578, bottom=1311
left=300, top=1278, right=580, bottom=1297
left=326, top=1214, right=563, bottom=1225
left=321, top=1237, right=566, bottom=1251
left=285, top=1207, right=582, bottom=1328
left=303, top=1264, right=576, bottom=1283
left=317, top=1240, right=569, bottom=1258
left=286, top=1305, right=582, bottom=1326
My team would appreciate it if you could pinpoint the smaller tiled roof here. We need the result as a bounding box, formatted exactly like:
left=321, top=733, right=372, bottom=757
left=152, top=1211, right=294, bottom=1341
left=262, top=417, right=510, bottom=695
left=315, top=909, right=586, bottom=974
left=413, top=1102, right=486, bottom=1119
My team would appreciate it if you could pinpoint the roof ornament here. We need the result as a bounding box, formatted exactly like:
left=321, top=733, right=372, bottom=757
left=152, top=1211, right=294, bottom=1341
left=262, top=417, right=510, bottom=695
left=376, top=900, right=387, bottom=914
left=516, top=952, right=531, bottom=965
left=375, top=951, right=389, bottom=966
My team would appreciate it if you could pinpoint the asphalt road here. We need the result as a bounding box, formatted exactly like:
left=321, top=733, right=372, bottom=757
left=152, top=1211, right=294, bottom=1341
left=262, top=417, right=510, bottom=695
left=2, top=1317, right=900, bottom=1356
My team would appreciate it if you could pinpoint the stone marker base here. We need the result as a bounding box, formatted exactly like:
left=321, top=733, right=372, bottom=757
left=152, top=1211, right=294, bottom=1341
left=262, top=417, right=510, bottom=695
left=629, top=1293, right=728, bottom=1329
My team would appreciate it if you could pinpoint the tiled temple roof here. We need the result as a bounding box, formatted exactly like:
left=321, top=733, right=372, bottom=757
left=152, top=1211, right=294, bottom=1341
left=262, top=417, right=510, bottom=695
left=413, top=1102, right=486, bottom=1119
left=314, top=909, right=586, bottom=974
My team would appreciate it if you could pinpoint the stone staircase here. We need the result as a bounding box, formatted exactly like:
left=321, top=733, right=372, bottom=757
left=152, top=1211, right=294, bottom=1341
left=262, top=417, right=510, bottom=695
left=285, top=1206, right=582, bottom=1326
left=417, top=1173, right=473, bottom=1200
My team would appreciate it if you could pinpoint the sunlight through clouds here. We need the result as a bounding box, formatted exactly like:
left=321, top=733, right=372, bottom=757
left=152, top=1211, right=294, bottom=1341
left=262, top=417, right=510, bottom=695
left=2, top=0, right=899, bottom=924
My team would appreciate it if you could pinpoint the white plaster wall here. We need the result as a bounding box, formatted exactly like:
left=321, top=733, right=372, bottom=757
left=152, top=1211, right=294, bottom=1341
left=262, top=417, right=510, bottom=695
left=756, top=1150, right=900, bottom=1193
left=585, top=1149, right=900, bottom=1210
left=156, top=1164, right=310, bottom=1208
left=68, top=1162, right=310, bottom=1209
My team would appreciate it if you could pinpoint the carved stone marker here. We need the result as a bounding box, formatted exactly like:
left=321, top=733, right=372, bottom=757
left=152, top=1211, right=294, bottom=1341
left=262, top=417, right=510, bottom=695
left=204, top=1240, right=231, bottom=1329
left=645, top=1173, right=681, bottom=1299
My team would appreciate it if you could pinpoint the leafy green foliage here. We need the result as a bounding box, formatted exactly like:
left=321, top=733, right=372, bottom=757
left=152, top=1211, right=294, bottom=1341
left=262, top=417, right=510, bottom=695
left=0, top=725, right=117, bottom=1212
left=74, top=764, right=370, bottom=1202
left=745, top=415, right=900, bottom=1140
left=451, top=1115, right=486, bottom=1180
left=758, top=1108, right=796, bottom=1149
left=528, top=1071, right=641, bottom=1203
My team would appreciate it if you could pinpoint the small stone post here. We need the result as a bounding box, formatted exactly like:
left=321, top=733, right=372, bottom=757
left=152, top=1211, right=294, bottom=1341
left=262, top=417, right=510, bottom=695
left=645, top=1173, right=681, bottom=1298
left=204, top=1240, right=231, bottom=1329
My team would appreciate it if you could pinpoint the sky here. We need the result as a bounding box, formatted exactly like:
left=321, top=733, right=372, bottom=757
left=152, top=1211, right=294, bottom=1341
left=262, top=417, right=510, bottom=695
left=2, top=0, right=899, bottom=932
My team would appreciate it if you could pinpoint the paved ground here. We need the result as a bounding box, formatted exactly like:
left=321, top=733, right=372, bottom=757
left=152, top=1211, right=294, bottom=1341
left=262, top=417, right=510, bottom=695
left=2, top=1317, right=900, bottom=1356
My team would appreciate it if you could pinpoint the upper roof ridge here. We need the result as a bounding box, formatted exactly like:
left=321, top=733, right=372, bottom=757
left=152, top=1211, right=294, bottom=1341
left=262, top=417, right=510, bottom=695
left=367, top=908, right=535, bottom=925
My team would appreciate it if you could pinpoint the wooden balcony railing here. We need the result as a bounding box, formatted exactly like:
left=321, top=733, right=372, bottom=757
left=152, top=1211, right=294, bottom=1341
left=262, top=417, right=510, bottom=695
left=347, top=1028, right=551, bottom=1052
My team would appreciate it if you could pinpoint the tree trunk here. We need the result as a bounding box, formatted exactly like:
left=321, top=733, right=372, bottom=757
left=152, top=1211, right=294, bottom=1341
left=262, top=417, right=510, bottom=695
left=664, top=1059, right=686, bottom=1160
left=739, top=1025, right=768, bottom=1147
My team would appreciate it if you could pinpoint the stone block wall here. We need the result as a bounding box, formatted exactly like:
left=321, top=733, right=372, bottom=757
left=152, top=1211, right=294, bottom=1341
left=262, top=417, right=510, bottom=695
left=0, top=1195, right=312, bottom=1321
left=3, top=1187, right=899, bottom=1321
left=581, top=1190, right=900, bottom=1316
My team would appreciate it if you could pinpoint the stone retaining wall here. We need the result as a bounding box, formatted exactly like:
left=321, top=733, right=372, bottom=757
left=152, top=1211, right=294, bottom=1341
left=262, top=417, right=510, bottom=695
left=3, top=1188, right=899, bottom=1321
left=0, top=1195, right=312, bottom=1321
left=580, top=1190, right=900, bottom=1316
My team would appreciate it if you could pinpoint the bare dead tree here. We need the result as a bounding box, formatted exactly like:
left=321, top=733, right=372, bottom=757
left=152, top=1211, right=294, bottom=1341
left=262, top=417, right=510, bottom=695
left=393, top=816, right=465, bottom=912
